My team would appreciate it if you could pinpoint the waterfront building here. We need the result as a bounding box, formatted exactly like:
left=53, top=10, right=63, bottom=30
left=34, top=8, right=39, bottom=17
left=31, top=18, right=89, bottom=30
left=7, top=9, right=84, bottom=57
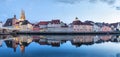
left=93, top=23, right=101, bottom=32
left=32, top=24, right=40, bottom=31
left=110, top=23, right=119, bottom=31
left=101, top=25, right=112, bottom=32
left=19, top=20, right=33, bottom=31
left=111, top=25, right=116, bottom=31
left=14, top=10, right=33, bottom=31
left=38, top=21, right=48, bottom=28
left=47, top=19, right=61, bottom=28
left=73, top=17, right=93, bottom=32
left=37, top=21, right=48, bottom=32
left=47, top=20, right=73, bottom=32
left=116, top=23, right=120, bottom=31
left=4, top=15, right=18, bottom=28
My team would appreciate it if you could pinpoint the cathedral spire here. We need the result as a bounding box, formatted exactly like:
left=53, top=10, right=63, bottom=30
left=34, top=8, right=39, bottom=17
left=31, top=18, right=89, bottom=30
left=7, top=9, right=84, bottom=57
left=20, top=10, right=26, bottom=21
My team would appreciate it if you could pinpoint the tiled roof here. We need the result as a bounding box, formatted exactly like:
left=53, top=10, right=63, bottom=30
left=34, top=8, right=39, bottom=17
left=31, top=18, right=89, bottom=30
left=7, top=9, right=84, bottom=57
left=110, top=23, right=118, bottom=28
left=33, top=24, right=39, bottom=27
left=38, top=21, right=48, bottom=25
left=21, top=20, right=30, bottom=25
left=4, top=18, right=13, bottom=26
left=73, top=20, right=93, bottom=25
left=51, top=20, right=60, bottom=24
left=72, top=20, right=82, bottom=25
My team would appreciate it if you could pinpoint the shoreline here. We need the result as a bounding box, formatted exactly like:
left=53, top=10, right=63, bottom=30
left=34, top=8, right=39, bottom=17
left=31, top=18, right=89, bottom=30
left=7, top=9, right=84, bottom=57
left=12, top=31, right=120, bottom=35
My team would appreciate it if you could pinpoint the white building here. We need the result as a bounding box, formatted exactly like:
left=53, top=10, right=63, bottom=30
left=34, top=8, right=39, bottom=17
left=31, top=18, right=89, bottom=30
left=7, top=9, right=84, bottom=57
left=117, top=23, right=120, bottom=31
left=38, top=21, right=48, bottom=29
left=93, top=24, right=101, bottom=32
left=47, top=20, right=61, bottom=28
left=47, top=23, right=61, bottom=28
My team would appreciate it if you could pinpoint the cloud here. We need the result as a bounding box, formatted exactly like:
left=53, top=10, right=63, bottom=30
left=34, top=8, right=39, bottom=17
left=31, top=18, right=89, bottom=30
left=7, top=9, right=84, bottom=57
left=55, top=0, right=120, bottom=10
left=55, top=0, right=82, bottom=4
left=116, top=6, right=120, bottom=10
left=55, top=0, right=116, bottom=4
left=100, top=0, right=116, bottom=5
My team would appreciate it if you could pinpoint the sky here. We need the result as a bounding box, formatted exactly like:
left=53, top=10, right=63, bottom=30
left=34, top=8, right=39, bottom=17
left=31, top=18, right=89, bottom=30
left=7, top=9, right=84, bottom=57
left=1, top=0, right=120, bottom=23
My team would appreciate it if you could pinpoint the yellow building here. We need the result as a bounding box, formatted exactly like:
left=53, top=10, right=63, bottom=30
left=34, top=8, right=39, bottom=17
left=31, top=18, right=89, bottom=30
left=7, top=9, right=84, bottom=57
left=14, top=10, right=33, bottom=31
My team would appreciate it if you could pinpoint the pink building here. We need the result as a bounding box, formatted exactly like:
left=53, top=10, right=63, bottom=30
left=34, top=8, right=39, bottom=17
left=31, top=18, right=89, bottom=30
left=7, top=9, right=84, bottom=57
left=100, top=35, right=112, bottom=41
left=101, top=26, right=112, bottom=32
left=73, top=17, right=93, bottom=32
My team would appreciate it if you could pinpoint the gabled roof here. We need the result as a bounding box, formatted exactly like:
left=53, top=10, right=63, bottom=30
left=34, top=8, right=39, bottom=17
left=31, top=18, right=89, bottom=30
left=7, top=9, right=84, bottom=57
left=110, top=23, right=118, bottom=28
left=72, top=21, right=93, bottom=26
left=4, top=18, right=13, bottom=26
left=38, top=21, right=48, bottom=25
left=21, top=20, right=30, bottom=25
left=51, top=20, right=60, bottom=24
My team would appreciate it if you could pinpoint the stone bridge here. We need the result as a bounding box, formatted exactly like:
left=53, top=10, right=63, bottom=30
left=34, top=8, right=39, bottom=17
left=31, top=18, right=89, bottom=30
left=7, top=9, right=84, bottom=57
left=0, top=27, right=19, bottom=34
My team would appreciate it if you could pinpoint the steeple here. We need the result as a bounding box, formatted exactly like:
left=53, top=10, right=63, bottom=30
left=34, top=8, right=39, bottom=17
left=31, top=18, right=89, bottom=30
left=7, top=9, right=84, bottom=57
left=20, top=10, right=26, bottom=21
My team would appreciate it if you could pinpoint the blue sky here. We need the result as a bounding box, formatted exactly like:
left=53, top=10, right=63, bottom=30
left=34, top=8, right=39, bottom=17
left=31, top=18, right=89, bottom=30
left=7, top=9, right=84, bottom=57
left=0, top=0, right=120, bottom=23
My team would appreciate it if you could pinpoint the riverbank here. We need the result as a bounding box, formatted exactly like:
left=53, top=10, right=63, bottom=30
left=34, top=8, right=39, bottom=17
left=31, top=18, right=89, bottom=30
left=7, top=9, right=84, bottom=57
left=9, top=31, right=120, bottom=35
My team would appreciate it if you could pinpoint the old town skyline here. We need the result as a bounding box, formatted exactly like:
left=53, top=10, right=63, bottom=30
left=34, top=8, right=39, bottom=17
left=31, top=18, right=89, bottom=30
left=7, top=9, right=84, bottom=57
left=1, top=0, right=120, bottom=23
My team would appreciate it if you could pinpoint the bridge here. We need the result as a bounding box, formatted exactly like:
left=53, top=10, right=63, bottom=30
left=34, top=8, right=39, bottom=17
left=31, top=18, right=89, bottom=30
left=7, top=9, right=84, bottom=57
left=0, top=27, right=19, bottom=34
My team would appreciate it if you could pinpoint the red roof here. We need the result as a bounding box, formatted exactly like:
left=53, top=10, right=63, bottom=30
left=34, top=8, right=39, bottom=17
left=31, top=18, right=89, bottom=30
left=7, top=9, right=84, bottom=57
left=51, top=20, right=60, bottom=24
left=38, top=21, right=48, bottom=25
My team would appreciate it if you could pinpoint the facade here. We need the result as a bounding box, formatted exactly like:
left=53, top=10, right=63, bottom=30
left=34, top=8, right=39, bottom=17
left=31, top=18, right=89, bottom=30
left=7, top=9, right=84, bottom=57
left=47, top=20, right=73, bottom=32
left=116, top=23, right=120, bottom=31
left=47, top=20, right=61, bottom=28
left=4, top=15, right=18, bottom=28
left=19, top=20, right=33, bottom=31
left=73, top=17, right=93, bottom=32
left=38, top=21, right=48, bottom=28
left=93, top=24, right=101, bottom=32
left=101, top=25, right=112, bottom=32
left=37, top=21, right=48, bottom=32
left=32, top=24, right=40, bottom=31
left=14, top=10, right=33, bottom=31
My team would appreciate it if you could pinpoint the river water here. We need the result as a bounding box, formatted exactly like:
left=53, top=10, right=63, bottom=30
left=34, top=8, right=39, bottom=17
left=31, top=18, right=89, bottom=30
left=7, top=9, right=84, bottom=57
left=0, top=35, right=120, bottom=57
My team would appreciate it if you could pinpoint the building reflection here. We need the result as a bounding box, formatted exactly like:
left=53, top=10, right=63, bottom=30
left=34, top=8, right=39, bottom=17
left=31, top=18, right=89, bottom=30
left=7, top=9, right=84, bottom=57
left=1, top=35, right=120, bottom=53
left=71, top=35, right=95, bottom=47
left=0, top=40, right=3, bottom=47
left=4, top=35, right=32, bottom=53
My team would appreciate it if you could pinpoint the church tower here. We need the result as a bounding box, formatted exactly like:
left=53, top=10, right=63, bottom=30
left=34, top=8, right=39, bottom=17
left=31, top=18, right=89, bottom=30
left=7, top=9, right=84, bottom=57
left=20, top=10, right=26, bottom=21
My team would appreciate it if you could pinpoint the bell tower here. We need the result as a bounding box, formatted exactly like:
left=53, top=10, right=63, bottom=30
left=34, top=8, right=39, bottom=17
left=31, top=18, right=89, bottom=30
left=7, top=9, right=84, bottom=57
left=20, top=10, right=26, bottom=21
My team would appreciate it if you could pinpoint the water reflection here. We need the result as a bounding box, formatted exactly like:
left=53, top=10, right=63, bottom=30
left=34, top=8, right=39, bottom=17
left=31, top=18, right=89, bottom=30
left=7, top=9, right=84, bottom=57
left=0, top=35, right=120, bottom=57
